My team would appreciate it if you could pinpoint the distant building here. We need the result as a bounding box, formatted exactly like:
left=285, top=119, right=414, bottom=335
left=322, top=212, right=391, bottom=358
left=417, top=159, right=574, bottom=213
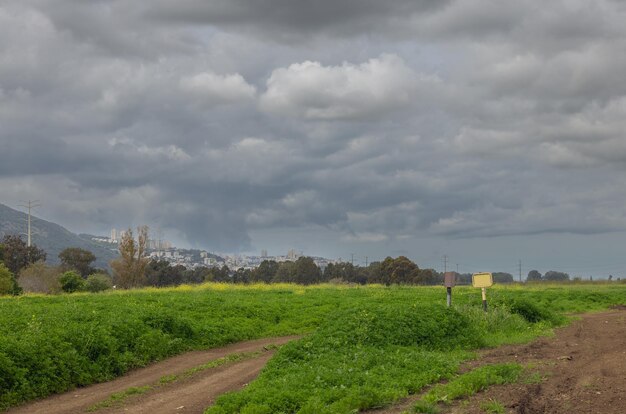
left=110, top=228, right=117, bottom=242
left=261, top=249, right=268, bottom=258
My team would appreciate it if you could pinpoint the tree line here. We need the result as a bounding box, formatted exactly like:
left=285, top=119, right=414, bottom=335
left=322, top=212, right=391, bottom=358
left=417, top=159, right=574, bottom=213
left=2, top=227, right=618, bottom=295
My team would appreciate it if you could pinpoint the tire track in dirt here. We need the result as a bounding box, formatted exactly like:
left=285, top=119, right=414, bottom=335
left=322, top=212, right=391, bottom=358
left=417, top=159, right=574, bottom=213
left=6, top=335, right=300, bottom=414
left=371, top=307, right=626, bottom=414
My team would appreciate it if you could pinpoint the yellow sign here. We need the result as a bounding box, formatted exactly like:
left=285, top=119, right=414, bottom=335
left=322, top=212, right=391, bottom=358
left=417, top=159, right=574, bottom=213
left=472, top=272, right=493, bottom=288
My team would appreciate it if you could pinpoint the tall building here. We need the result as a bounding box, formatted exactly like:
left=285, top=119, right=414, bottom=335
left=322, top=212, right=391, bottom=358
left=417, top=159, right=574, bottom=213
left=261, top=249, right=268, bottom=258
left=110, top=228, right=117, bottom=242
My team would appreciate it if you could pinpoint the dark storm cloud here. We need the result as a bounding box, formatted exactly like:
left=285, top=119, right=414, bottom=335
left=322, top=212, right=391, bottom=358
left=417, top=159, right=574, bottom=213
left=2, top=0, right=626, bottom=254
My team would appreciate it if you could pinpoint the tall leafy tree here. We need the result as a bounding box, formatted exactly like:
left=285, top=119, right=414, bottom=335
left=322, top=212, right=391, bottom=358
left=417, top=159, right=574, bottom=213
left=59, top=247, right=96, bottom=277
left=251, top=260, right=279, bottom=283
left=109, top=226, right=149, bottom=288
left=527, top=270, right=542, bottom=282
left=0, top=234, right=46, bottom=275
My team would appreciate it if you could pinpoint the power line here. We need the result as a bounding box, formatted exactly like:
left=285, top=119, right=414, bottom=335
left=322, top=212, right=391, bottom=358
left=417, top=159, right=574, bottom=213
left=18, top=200, right=42, bottom=247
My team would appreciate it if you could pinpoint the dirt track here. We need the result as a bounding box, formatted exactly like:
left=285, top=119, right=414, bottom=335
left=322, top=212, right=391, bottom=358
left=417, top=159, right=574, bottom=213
left=376, top=307, right=626, bottom=414
left=6, top=335, right=299, bottom=414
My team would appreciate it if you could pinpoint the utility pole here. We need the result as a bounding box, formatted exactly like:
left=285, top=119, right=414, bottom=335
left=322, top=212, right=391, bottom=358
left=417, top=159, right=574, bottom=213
left=365, top=256, right=368, bottom=267
left=518, top=259, right=522, bottom=283
left=19, top=200, right=41, bottom=247
left=350, top=253, right=355, bottom=266
left=456, top=263, right=459, bottom=273
left=443, top=255, right=448, bottom=273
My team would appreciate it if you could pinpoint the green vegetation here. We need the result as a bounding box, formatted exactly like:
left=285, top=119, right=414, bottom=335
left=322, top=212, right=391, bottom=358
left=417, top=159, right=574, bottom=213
left=480, top=399, right=506, bottom=414
left=87, top=385, right=152, bottom=412
left=1, top=283, right=625, bottom=412
left=415, top=364, right=522, bottom=411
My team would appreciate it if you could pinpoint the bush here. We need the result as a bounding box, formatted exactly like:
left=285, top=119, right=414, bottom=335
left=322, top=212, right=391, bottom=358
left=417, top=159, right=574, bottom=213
left=59, top=271, right=85, bottom=293
left=18, top=262, right=62, bottom=294
left=85, top=274, right=113, bottom=293
left=0, top=264, right=14, bottom=295
left=507, top=299, right=564, bottom=325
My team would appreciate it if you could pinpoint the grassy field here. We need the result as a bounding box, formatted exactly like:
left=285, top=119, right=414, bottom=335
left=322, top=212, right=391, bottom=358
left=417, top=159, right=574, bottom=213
left=1, top=283, right=625, bottom=412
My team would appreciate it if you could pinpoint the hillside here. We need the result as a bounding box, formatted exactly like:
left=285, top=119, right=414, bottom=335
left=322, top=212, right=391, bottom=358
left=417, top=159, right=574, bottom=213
left=0, top=203, right=118, bottom=270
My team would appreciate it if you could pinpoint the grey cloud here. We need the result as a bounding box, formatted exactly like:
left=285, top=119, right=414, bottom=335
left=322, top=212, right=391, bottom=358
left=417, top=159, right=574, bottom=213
left=3, top=0, right=626, bottom=258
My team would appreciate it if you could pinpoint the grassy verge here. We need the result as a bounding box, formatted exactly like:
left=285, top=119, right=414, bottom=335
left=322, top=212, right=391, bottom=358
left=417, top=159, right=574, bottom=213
left=413, top=364, right=523, bottom=413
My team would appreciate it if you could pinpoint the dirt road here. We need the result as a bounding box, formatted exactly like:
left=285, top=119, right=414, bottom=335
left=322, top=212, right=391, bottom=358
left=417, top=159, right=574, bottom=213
left=455, top=307, right=626, bottom=414
left=376, top=307, right=626, bottom=414
left=7, top=335, right=299, bottom=414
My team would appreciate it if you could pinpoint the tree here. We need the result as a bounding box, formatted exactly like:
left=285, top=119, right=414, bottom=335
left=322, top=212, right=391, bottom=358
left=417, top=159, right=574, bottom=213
left=414, top=268, right=441, bottom=285
left=84, top=274, right=113, bottom=292
left=109, top=226, right=149, bottom=288
left=543, top=270, right=570, bottom=281
left=251, top=260, right=279, bottom=283
left=59, top=270, right=85, bottom=293
left=0, top=263, right=14, bottom=295
left=293, top=257, right=321, bottom=285
left=274, top=261, right=296, bottom=283
left=59, top=247, right=96, bottom=278
left=493, top=272, right=514, bottom=284
left=379, top=256, right=419, bottom=285
left=18, top=262, right=62, bottom=294
left=1, top=234, right=46, bottom=275
left=233, top=268, right=251, bottom=284
left=527, top=270, right=542, bottom=282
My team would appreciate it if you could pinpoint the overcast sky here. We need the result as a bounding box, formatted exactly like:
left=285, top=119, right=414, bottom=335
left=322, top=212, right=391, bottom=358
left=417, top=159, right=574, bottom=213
left=2, top=0, right=626, bottom=277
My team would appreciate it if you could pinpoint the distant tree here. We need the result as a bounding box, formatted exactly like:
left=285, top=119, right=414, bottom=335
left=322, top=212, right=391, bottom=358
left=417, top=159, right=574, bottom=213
left=59, top=270, right=85, bottom=293
left=84, top=273, right=113, bottom=292
left=274, top=261, right=296, bottom=283
left=527, top=270, right=542, bottom=282
left=59, top=247, right=96, bottom=278
left=183, top=266, right=212, bottom=284
left=380, top=256, right=419, bottom=285
left=251, top=260, right=279, bottom=283
left=293, top=257, right=321, bottom=285
left=233, top=268, right=251, bottom=284
left=608, top=275, right=613, bottom=281
left=110, top=226, right=149, bottom=288
left=543, top=270, right=570, bottom=282
left=493, top=272, right=514, bottom=284
left=414, top=268, right=441, bottom=285
left=323, top=262, right=357, bottom=283
left=208, top=265, right=231, bottom=282
left=0, top=263, right=14, bottom=295
left=1, top=235, right=46, bottom=275
left=18, top=262, right=62, bottom=294
left=145, top=260, right=186, bottom=287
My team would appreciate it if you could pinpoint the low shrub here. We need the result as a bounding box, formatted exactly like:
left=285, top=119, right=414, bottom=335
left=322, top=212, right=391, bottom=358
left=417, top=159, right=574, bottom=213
left=85, top=274, right=113, bottom=293
left=59, top=271, right=85, bottom=293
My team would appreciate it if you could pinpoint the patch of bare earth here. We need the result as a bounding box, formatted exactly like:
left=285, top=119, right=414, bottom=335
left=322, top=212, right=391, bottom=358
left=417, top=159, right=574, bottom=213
left=375, top=307, right=626, bottom=414
left=6, top=335, right=299, bottom=414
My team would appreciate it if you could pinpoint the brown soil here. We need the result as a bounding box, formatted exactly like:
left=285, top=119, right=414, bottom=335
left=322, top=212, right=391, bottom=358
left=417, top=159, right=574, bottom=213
left=6, top=336, right=299, bottom=414
left=375, top=308, right=626, bottom=414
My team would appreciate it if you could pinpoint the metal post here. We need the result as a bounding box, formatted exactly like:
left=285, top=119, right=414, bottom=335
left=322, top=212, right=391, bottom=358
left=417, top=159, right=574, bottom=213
left=446, top=287, right=452, bottom=307
left=481, top=287, right=487, bottom=312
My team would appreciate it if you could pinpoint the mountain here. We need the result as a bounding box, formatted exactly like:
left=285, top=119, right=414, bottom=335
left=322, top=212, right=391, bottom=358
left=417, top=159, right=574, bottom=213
left=0, top=203, right=118, bottom=270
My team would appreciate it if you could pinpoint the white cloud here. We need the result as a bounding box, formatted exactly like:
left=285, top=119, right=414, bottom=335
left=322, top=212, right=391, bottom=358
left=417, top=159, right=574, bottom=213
left=180, top=71, right=256, bottom=104
left=259, top=54, right=431, bottom=120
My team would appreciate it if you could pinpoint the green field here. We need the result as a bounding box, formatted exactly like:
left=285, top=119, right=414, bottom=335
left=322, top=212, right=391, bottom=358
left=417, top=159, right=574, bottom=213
left=1, top=283, right=625, bottom=412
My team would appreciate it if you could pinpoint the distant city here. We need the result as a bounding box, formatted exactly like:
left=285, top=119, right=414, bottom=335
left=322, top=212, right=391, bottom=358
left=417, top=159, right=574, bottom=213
left=88, top=229, right=338, bottom=271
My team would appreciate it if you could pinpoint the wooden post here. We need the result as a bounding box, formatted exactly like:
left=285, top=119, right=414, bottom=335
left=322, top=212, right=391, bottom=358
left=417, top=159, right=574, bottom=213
left=446, top=287, right=452, bottom=307
left=481, top=287, right=487, bottom=312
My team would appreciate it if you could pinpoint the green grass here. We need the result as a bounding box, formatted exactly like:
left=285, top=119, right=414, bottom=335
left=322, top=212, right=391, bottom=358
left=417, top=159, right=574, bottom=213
left=480, top=398, right=506, bottom=413
left=1, top=282, right=625, bottom=411
left=87, top=386, right=151, bottom=411
left=421, top=364, right=523, bottom=405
